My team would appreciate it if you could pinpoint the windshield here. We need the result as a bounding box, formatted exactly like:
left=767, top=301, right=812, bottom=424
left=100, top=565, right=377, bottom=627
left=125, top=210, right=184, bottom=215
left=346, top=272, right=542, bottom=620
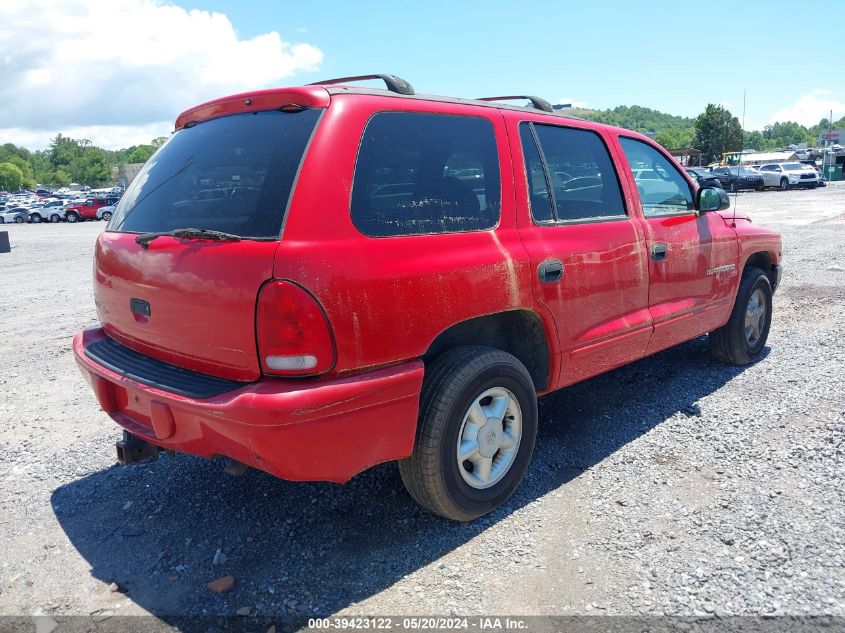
left=782, top=163, right=805, bottom=170
left=110, top=108, right=321, bottom=238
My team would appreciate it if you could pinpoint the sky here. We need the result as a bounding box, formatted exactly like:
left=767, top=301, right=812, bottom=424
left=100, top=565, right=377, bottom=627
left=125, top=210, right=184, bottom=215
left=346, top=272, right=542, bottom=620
left=1, top=0, right=843, bottom=151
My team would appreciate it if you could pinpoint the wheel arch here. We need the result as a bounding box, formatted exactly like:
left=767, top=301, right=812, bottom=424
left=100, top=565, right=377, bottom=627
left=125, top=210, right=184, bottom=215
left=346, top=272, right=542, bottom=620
left=742, top=250, right=779, bottom=292
left=422, top=309, right=554, bottom=392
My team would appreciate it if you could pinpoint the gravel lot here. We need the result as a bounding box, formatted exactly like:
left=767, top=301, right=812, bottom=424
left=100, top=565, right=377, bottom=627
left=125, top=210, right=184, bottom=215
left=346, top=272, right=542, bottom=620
left=0, top=184, right=843, bottom=628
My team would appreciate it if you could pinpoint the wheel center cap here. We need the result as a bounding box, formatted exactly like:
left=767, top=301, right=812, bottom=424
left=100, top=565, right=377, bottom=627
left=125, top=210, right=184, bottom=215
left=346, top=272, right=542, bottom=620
left=477, top=419, right=503, bottom=458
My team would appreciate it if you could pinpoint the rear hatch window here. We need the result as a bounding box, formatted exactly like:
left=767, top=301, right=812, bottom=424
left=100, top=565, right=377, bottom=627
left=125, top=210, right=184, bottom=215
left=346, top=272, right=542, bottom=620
left=110, top=108, right=321, bottom=238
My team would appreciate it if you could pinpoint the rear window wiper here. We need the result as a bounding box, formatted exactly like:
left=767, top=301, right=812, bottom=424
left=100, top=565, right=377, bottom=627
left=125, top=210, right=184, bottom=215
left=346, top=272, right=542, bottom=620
left=135, top=228, right=243, bottom=249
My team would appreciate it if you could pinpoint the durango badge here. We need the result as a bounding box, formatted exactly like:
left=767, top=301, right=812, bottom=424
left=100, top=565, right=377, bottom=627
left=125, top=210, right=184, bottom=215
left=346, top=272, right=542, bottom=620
left=706, top=264, right=737, bottom=276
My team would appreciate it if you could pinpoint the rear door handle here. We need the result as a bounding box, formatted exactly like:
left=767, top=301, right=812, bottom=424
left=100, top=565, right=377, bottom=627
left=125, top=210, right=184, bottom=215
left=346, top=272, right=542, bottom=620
left=651, top=243, right=668, bottom=262
left=538, top=259, right=564, bottom=283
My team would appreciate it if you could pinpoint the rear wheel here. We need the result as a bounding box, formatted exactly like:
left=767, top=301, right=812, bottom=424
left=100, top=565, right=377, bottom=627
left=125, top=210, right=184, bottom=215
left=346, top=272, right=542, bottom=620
left=779, top=178, right=789, bottom=191
left=102, top=211, right=112, bottom=221
left=14, top=216, right=24, bottom=224
left=398, top=346, right=538, bottom=521
left=30, top=213, right=42, bottom=223
left=66, top=212, right=79, bottom=223
left=50, top=214, right=61, bottom=223
left=709, top=266, right=772, bottom=365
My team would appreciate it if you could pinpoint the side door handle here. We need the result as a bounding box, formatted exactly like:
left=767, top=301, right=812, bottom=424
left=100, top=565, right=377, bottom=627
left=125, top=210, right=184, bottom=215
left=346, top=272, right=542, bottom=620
left=651, top=243, right=668, bottom=262
left=538, top=259, right=564, bottom=283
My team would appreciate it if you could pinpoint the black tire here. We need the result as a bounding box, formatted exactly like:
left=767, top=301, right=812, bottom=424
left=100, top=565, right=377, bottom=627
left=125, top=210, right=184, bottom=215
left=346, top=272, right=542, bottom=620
left=756, top=184, right=765, bottom=192
left=66, top=212, right=79, bottom=223
left=30, top=213, right=42, bottom=223
left=102, top=211, right=112, bottom=221
left=50, top=214, right=60, bottom=223
left=398, top=346, right=538, bottom=521
left=708, top=266, right=772, bottom=365
left=730, top=181, right=738, bottom=193
left=808, top=183, right=817, bottom=189
left=779, top=178, right=789, bottom=191
left=14, top=216, right=24, bottom=223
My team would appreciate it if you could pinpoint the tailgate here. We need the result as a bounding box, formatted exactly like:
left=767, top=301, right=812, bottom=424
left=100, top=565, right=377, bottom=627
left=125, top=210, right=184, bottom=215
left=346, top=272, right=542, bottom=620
left=94, top=232, right=277, bottom=381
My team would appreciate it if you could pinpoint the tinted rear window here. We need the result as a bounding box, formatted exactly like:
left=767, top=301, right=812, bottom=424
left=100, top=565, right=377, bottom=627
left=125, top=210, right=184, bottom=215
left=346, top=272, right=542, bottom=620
left=110, top=109, right=321, bottom=238
left=351, top=112, right=500, bottom=237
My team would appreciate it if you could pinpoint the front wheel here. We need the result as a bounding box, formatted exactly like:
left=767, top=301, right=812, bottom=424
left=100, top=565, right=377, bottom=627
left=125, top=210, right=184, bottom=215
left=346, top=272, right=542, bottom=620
left=30, top=213, right=42, bottom=223
left=709, top=266, right=772, bottom=365
left=398, top=347, right=538, bottom=521
left=101, top=211, right=112, bottom=221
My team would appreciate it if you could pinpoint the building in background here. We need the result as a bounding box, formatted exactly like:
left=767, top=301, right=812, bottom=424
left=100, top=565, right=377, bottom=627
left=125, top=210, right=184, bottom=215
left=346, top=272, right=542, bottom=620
left=112, top=163, right=145, bottom=188
left=818, top=128, right=844, bottom=147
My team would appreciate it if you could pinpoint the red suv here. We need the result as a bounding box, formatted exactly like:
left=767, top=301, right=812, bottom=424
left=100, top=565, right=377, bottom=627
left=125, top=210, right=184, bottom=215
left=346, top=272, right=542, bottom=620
left=73, top=74, right=782, bottom=520
left=65, top=197, right=120, bottom=222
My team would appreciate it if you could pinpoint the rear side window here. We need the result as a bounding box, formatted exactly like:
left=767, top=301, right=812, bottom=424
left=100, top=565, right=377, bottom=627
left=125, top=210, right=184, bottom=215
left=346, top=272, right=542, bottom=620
left=620, top=137, right=694, bottom=217
left=351, top=112, right=500, bottom=236
left=111, top=109, right=321, bottom=238
left=520, top=122, right=625, bottom=223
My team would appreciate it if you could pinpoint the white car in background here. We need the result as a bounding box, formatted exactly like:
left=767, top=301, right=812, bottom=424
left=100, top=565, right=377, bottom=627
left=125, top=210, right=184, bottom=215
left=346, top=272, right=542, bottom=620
left=0, top=207, right=29, bottom=223
left=757, top=162, right=819, bottom=191
left=28, top=199, right=69, bottom=223
left=96, top=204, right=117, bottom=221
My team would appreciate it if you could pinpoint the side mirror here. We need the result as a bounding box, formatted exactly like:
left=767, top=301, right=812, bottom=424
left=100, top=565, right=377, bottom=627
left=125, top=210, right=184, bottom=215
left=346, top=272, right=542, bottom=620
left=696, top=186, right=729, bottom=212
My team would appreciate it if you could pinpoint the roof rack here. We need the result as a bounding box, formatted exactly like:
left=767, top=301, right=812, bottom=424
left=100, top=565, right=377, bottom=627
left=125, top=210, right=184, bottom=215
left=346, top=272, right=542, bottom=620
left=476, top=95, right=554, bottom=113
left=310, top=74, right=415, bottom=96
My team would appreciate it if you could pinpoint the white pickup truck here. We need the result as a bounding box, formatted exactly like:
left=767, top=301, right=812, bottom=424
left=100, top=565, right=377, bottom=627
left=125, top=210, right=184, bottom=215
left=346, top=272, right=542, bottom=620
left=756, top=162, right=819, bottom=191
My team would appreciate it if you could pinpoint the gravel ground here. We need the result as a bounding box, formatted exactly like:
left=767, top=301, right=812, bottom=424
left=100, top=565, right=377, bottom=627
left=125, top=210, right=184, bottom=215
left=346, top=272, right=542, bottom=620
left=0, top=184, right=843, bottom=628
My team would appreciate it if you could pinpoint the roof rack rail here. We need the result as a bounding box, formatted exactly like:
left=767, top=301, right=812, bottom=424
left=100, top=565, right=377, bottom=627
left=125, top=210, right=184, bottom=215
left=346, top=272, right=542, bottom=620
left=309, top=74, right=415, bottom=96
left=476, top=95, right=554, bottom=113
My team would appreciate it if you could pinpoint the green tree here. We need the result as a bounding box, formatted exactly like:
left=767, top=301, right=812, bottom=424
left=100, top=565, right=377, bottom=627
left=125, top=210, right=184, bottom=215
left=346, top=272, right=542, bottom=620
left=692, top=104, right=743, bottom=164
left=126, top=145, right=156, bottom=163
left=761, top=121, right=814, bottom=148
left=655, top=127, right=694, bottom=150
left=0, top=162, right=25, bottom=191
left=743, top=130, right=766, bottom=151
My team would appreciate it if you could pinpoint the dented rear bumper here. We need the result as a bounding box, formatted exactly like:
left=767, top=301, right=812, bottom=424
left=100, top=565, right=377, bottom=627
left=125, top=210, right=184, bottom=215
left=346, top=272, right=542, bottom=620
left=73, top=327, right=423, bottom=483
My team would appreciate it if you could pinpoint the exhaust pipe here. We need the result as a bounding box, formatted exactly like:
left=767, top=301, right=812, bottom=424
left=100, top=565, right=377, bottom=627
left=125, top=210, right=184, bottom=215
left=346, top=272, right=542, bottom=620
left=116, top=431, right=160, bottom=464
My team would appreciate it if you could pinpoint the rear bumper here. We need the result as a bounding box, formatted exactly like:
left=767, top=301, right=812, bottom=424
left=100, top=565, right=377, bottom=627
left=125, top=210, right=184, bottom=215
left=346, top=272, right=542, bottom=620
left=73, top=327, right=424, bottom=483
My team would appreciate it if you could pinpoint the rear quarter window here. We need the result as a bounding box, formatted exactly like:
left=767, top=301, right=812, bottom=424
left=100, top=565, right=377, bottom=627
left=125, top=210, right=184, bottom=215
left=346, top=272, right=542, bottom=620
left=110, top=109, right=321, bottom=238
left=351, top=112, right=501, bottom=237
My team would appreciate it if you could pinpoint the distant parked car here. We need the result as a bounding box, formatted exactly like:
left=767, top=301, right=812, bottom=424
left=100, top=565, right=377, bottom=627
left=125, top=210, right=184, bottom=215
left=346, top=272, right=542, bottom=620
left=64, top=196, right=120, bottom=222
left=28, top=199, right=68, bottom=223
left=0, top=208, right=29, bottom=223
left=96, top=204, right=117, bottom=221
left=710, top=166, right=765, bottom=192
left=798, top=160, right=827, bottom=187
left=757, top=163, right=818, bottom=190
left=685, top=167, right=723, bottom=189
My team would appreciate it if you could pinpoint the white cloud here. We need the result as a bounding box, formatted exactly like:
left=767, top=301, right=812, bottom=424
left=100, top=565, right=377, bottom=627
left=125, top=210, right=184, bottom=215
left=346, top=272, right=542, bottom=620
left=0, top=122, right=173, bottom=151
left=0, top=0, right=322, bottom=148
left=768, top=92, right=845, bottom=127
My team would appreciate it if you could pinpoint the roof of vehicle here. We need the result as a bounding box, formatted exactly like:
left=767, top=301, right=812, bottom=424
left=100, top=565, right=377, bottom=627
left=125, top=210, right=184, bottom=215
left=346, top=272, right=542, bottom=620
left=174, top=74, right=645, bottom=135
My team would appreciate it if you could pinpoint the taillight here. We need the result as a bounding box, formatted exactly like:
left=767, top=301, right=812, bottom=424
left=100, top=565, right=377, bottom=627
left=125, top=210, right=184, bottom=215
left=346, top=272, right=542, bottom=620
left=256, top=280, right=335, bottom=376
